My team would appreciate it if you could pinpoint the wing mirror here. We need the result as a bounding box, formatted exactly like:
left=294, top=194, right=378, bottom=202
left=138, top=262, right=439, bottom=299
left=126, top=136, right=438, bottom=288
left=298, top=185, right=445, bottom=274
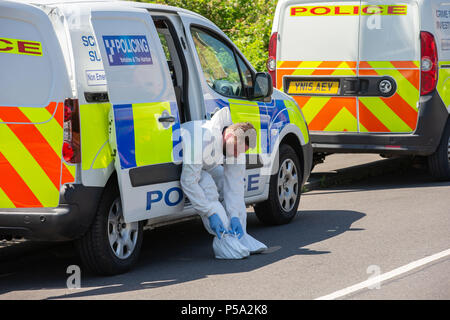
left=251, top=72, right=273, bottom=101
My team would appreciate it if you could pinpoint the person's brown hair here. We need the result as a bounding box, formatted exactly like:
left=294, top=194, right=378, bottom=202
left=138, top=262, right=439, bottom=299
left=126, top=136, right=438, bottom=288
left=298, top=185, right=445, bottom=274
left=227, top=122, right=257, bottom=149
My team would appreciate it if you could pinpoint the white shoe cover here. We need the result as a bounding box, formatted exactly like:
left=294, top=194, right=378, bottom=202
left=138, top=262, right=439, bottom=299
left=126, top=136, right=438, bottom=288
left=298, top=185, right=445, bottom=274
left=239, top=233, right=267, bottom=254
left=213, top=233, right=250, bottom=259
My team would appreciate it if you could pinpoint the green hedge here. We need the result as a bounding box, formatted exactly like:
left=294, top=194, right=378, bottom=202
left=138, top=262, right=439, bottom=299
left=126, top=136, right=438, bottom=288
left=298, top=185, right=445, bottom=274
left=135, top=0, right=277, bottom=71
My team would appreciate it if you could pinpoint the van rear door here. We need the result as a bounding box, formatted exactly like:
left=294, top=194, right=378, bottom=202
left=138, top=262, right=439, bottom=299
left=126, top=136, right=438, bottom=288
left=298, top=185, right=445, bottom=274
left=90, top=7, right=184, bottom=223
left=277, top=1, right=361, bottom=133
left=358, top=1, right=421, bottom=133
left=0, top=1, right=73, bottom=209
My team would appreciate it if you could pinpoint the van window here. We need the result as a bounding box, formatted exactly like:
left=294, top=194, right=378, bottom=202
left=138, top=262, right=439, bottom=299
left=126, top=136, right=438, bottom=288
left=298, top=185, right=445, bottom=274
left=191, top=27, right=246, bottom=98
left=278, top=2, right=360, bottom=62
left=359, top=3, right=420, bottom=61
left=0, top=18, right=53, bottom=107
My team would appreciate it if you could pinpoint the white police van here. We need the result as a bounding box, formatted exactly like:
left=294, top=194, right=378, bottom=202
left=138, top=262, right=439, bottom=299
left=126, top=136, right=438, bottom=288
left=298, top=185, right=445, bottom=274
left=269, top=0, right=450, bottom=179
left=0, top=0, right=312, bottom=275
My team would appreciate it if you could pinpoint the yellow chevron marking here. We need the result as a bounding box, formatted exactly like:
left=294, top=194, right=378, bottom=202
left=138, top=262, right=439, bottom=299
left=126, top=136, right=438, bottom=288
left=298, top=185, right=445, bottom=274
left=359, top=97, right=412, bottom=132
left=364, top=61, right=419, bottom=111
left=332, top=69, right=357, bottom=76
left=63, top=162, right=76, bottom=180
left=438, top=62, right=450, bottom=108
left=17, top=106, right=54, bottom=123
left=0, top=187, right=15, bottom=208
left=337, top=61, right=355, bottom=69
left=0, top=118, right=59, bottom=207
left=285, top=99, right=309, bottom=144
left=300, top=97, right=331, bottom=124
left=20, top=107, right=63, bottom=156
left=323, top=107, right=358, bottom=132
left=297, top=61, right=323, bottom=69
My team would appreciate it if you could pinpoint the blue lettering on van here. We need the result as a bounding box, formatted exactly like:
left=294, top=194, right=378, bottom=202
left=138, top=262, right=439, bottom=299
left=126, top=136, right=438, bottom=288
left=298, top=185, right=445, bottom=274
left=146, top=187, right=184, bottom=211
left=89, top=51, right=101, bottom=62
left=102, top=35, right=153, bottom=66
left=146, top=190, right=163, bottom=211
left=81, top=36, right=102, bottom=62
left=165, top=187, right=184, bottom=207
left=82, top=36, right=96, bottom=47
left=247, top=174, right=260, bottom=192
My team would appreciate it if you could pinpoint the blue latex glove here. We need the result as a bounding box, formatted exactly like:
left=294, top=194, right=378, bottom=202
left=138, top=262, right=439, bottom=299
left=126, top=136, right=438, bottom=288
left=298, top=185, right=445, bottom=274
left=208, top=214, right=227, bottom=239
left=229, top=217, right=244, bottom=239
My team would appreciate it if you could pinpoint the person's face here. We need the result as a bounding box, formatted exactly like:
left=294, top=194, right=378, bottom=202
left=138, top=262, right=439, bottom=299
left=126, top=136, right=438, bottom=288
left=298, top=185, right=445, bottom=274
left=223, top=131, right=249, bottom=158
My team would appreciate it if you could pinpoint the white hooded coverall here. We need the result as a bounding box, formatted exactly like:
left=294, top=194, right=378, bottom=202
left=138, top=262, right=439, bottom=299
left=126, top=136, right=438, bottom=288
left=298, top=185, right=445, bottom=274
left=179, top=107, right=266, bottom=254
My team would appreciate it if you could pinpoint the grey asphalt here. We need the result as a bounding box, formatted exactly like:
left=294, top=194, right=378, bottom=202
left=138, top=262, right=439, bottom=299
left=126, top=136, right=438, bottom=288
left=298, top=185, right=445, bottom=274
left=0, top=155, right=449, bottom=300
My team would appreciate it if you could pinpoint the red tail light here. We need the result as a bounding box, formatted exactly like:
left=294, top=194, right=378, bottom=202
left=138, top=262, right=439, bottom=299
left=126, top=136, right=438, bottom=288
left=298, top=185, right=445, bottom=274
left=420, top=31, right=438, bottom=96
left=63, top=98, right=80, bottom=164
left=267, top=32, right=278, bottom=87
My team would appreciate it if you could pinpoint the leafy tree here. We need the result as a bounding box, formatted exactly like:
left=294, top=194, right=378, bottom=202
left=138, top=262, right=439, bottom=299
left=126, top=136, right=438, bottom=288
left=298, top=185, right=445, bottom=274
left=135, top=0, right=277, bottom=71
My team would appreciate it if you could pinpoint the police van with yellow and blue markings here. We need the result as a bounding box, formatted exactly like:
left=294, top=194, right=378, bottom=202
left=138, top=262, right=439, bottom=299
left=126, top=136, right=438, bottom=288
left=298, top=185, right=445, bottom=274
left=0, top=0, right=312, bottom=275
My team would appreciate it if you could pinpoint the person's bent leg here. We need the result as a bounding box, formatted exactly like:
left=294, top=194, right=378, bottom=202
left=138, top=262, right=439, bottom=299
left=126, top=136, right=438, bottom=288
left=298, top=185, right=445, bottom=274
left=198, top=170, right=230, bottom=237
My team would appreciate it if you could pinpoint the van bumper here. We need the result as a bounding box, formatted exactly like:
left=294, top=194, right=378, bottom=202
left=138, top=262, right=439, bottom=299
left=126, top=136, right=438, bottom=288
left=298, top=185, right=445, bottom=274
left=311, top=92, right=449, bottom=156
left=0, top=184, right=103, bottom=241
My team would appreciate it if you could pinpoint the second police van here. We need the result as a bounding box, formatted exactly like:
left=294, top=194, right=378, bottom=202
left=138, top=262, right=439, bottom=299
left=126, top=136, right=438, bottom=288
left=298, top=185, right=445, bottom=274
left=269, top=0, right=450, bottom=179
left=0, top=0, right=312, bottom=275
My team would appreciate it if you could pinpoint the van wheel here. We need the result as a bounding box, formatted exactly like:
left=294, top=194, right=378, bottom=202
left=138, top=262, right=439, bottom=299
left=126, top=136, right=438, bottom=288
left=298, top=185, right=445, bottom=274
left=254, top=144, right=303, bottom=225
left=428, top=120, right=450, bottom=181
left=75, top=181, right=143, bottom=276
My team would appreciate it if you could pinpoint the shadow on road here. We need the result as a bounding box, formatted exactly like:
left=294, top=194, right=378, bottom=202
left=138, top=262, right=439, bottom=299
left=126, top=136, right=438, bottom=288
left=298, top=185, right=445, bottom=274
left=306, top=161, right=450, bottom=196
left=0, top=209, right=365, bottom=299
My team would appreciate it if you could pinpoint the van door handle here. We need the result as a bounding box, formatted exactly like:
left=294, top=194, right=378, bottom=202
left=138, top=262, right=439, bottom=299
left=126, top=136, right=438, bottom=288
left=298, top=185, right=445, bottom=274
left=158, top=116, right=176, bottom=123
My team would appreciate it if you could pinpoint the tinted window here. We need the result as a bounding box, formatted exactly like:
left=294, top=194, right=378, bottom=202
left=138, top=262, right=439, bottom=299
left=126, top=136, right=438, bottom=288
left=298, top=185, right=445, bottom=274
left=191, top=27, right=246, bottom=98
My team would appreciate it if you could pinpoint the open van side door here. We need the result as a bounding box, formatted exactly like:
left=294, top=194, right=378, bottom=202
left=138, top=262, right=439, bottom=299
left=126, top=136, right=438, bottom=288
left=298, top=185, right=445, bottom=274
left=90, top=7, right=184, bottom=223
left=178, top=12, right=269, bottom=196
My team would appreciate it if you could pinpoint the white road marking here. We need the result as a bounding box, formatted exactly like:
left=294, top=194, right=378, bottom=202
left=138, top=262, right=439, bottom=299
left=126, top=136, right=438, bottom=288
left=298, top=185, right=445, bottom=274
left=315, top=248, right=450, bottom=300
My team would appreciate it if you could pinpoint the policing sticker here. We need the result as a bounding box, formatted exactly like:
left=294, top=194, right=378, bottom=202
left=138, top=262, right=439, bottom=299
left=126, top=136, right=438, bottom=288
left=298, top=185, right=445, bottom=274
left=102, top=35, right=153, bottom=66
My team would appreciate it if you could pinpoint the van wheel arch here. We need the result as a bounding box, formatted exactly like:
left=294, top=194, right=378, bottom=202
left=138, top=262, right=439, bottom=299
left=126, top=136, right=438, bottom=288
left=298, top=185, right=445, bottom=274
left=75, top=170, right=144, bottom=275
left=280, top=133, right=305, bottom=174
left=254, top=139, right=304, bottom=226
left=428, top=117, right=450, bottom=181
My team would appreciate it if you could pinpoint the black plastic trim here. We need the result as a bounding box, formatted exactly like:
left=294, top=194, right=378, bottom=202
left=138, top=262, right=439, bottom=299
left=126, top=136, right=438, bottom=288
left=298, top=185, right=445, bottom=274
left=84, top=92, right=109, bottom=103
left=283, top=76, right=397, bottom=98
left=0, top=184, right=104, bottom=241
left=129, top=163, right=182, bottom=187
left=246, top=154, right=264, bottom=170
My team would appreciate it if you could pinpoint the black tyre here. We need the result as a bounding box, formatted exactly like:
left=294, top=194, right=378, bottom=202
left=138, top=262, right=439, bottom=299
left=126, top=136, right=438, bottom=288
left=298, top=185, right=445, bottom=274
left=254, top=144, right=303, bottom=225
left=428, top=120, right=450, bottom=181
left=75, top=180, right=144, bottom=276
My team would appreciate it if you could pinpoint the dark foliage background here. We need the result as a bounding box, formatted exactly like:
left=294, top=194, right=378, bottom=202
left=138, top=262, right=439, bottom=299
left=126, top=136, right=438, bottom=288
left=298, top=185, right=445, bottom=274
left=136, top=0, right=277, bottom=71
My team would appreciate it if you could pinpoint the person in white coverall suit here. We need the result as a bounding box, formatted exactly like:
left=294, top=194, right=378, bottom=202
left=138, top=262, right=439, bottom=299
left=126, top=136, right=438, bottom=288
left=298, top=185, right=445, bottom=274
left=180, top=107, right=267, bottom=259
